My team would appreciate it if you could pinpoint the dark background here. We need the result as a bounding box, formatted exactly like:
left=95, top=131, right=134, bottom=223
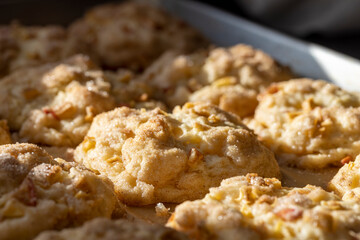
left=1, top=0, right=359, bottom=60
left=196, top=0, right=360, bottom=60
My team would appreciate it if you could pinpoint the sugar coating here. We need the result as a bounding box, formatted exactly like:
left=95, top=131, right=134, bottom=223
left=74, top=102, right=280, bottom=206
left=249, top=78, right=360, bottom=169
left=0, top=143, right=117, bottom=240
left=0, top=55, right=116, bottom=147
left=168, top=173, right=360, bottom=240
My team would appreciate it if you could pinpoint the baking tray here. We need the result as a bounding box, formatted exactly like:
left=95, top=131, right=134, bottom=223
left=160, top=0, right=360, bottom=92
left=1, top=0, right=358, bottom=226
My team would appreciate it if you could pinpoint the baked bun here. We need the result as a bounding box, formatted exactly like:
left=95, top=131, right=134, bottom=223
left=74, top=102, right=280, bottom=206
left=0, top=143, right=117, bottom=240
left=141, top=44, right=292, bottom=112
left=0, top=55, right=116, bottom=147
left=67, top=1, right=207, bottom=71
left=249, top=78, right=360, bottom=169
left=168, top=173, right=360, bottom=240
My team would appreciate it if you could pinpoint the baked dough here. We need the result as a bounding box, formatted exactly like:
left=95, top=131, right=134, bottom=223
left=167, top=173, right=360, bottom=240
left=140, top=44, right=292, bottom=112
left=0, top=143, right=117, bottom=240
left=249, top=78, right=360, bottom=169
left=0, top=23, right=66, bottom=77
left=189, top=79, right=258, bottom=118
left=106, top=69, right=167, bottom=111
left=0, top=55, right=116, bottom=147
left=74, top=102, right=280, bottom=206
left=329, top=154, right=360, bottom=201
left=35, top=218, right=188, bottom=240
left=67, top=1, right=207, bottom=71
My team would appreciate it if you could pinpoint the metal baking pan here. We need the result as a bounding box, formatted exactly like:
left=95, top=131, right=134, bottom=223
left=161, top=0, right=360, bottom=92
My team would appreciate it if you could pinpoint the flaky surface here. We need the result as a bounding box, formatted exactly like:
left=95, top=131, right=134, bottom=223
left=0, top=55, right=116, bottom=147
left=74, top=102, right=280, bottom=206
left=0, top=143, right=117, bottom=240
left=249, top=78, right=360, bottom=169
left=0, top=23, right=67, bottom=77
left=35, top=218, right=188, bottom=240
left=168, top=174, right=360, bottom=240
left=0, top=120, right=12, bottom=145
left=329, top=154, right=360, bottom=201
left=141, top=44, right=292, bottom=109
left=67, top=1, right=207, bottom=71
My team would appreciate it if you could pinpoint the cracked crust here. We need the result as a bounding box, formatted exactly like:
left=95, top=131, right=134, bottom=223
left=35, top=218, right=188, bottom=240
left=140, top=44, right=292, bottom=110
left=0, top=143, right=117, bottom=240
left=0, top=55, right=116, bottom=147
left=167, top=173, right=360, bottom=240
left=74, top=102, right=280, bottom=206
left=249, top=78, right=360, bottom=169
left=66, top=1, right=207, bottom=71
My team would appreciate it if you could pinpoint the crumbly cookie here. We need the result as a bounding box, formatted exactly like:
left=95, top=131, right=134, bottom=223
left=329, top=154, right=360, bottom=201
left=35, top=218, right=188, bottom=240
left=0, top=120, right=12, bottom=145
left=74, top=102, right=280, bottom=206
left=0, top=55, right=116, bottom=147
left=167, top=173, right=360, bottom=240
left=249, top=78, right=360, bottom=169
left=141, top=44, right=292, bottom=109
left=66, top=1, right=207, bottom=71
left=0, top=143, right=117, bottom=240
left=0, top=23, right=67, bottom=77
